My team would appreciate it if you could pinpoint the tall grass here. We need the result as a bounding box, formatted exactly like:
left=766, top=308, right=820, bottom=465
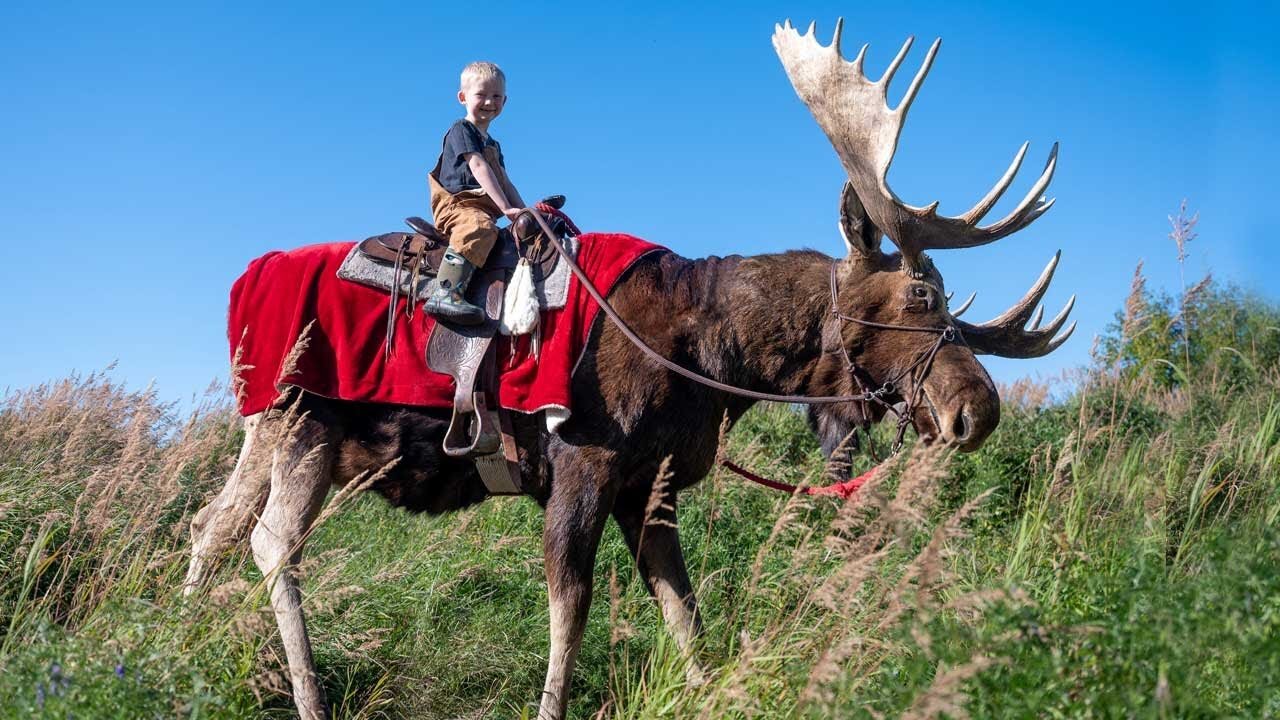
left=2, top=236, right=1278, bottom=717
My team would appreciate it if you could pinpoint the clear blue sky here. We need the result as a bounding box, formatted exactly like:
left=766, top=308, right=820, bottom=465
left=2, top=1, right=1276, bottom=403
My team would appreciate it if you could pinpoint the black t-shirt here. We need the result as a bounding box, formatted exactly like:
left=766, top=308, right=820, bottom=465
left=435, top=119, right=505, bottom=194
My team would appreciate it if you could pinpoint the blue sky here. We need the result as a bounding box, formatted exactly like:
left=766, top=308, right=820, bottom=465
left=2, top=1, right=1276, bottom=403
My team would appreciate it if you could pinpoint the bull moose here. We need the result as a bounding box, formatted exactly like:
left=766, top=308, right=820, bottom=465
left=183, top=19, right=1074, bottom=720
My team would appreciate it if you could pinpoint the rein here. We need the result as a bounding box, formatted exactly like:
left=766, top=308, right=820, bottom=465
left=522, top=208, right=955, bottom=497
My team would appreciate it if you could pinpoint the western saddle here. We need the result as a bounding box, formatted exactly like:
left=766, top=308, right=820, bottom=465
left=342, top=197, right=570, bottom=496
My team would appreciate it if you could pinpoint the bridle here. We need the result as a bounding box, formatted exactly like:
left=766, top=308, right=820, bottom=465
left=523, top=208, right=958, bottom=456
left=827, top=262, right=956, bottom=455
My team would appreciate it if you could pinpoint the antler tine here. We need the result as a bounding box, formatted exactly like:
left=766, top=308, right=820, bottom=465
left=880, top=36, right=916, bottom=98
left=851, top=43, right=871, bottom=78
left=1046, top=321, right=1077, bottom=353
left=911, top=142, right=1059, bottom=251
left=958, top=296, right=1076, bottom=358
left=955, top=254, right=1076, bottom=358
left=972, top=142, right=1059, bottom=240
left=895, top=37, right=940, bottom=116
left=984, top=251, right=1060, bottom=327
left=958, top=142, right=1029, bottom=225
left=1043, top=294, right=1076, bottom=335
left=951, top=291, right=976, bottom=318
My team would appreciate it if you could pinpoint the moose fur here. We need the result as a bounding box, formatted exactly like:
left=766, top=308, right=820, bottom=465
left=185, top=243, right=1007, bottom=719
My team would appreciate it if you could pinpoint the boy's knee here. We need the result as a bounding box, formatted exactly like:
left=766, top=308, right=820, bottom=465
left=453, top=225, right=499, bottom=266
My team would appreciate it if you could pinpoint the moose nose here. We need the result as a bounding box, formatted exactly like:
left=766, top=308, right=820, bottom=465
left=938, top=398, right=998, bottom=452
left=937, top=408, right=971, bottom=445
left=950, top=411, right=972, bottom=444
left=938, top=406, right=986, bottom=451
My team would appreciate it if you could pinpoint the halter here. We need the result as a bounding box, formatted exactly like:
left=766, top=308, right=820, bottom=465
left=827, top=262, right=956, bottom=455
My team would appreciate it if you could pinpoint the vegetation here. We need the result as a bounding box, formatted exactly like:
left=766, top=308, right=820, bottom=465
left=2, top=252, right=1278, bottom=718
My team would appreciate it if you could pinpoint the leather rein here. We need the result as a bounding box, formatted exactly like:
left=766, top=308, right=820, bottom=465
left=523, top=208, right=955, bottom=467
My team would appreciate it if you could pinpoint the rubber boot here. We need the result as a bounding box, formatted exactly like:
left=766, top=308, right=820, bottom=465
left=424, top=249, right=486, bottom=325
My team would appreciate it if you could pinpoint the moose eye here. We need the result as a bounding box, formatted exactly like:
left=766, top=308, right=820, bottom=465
left=912, top=286, right=930, bottom=299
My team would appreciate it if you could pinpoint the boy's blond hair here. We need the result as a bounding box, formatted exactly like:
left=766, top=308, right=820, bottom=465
left=460, top=61, right=505, bottom=90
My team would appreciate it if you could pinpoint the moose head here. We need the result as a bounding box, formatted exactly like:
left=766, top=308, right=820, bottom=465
left=775, top=19, right=1076, bottom=453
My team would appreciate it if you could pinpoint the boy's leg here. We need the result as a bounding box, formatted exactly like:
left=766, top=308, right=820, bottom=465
left=426, top=201, right=501, bottom=325
left=428, top=174, right=502, bottom=267
left=442, top=203, right=501, bottom=268
left=425, top=175, right=504, bottom=324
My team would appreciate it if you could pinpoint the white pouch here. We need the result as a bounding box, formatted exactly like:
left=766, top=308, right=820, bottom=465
left=500, top=258, right=540, bottom=336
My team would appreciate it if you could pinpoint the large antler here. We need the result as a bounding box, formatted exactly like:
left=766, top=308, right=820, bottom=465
left=954, top=252, right=1077, bottom=357
left=772, top=19, right=1058, bottom=271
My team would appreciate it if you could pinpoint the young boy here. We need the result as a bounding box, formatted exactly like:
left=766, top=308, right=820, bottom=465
left=425, top=61, right=526, bottom=325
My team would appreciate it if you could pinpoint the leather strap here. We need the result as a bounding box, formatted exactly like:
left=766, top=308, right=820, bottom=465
left=385, top=237, right=405, bottom=359
left=521, top=209, right=902, bottom=406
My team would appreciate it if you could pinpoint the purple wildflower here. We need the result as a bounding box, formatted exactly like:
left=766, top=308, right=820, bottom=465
left=49, top=662, right=68, bottom=695
left=115, top=663, right=126, bottom=679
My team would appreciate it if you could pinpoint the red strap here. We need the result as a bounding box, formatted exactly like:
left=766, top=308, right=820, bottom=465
left=719, top=459, right=875, bottom=500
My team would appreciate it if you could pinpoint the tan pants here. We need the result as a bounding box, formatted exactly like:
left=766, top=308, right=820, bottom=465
left=428, top=145, right=509, bottom=267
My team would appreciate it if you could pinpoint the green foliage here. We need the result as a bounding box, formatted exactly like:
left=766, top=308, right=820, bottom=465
left=1098, top=271, right=1280, bottom=392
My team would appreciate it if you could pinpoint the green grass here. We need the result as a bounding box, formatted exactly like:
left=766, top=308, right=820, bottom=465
left=2, top=274, right=1278, bottom=718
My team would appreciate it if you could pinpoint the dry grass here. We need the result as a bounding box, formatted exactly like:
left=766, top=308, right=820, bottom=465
left=0, top=372, right=405, bottom=716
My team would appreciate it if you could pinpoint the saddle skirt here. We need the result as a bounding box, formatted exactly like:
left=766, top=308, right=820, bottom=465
left=228, top=233, right=664, bottom=427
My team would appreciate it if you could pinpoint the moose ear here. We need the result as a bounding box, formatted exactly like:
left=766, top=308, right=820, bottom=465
left=838, top=181, right=882, bottom=258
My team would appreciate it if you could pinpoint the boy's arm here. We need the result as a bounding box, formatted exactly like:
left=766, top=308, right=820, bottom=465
left=501, top=176, right=526, bottom=210
left=465, top=153, right=522, bottom=220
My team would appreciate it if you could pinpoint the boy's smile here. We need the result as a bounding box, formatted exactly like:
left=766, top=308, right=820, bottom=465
left=459, top=77, right=506, bottom=130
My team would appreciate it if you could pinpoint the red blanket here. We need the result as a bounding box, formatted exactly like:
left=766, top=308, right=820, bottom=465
left=230, top=233, right=664, bottom=418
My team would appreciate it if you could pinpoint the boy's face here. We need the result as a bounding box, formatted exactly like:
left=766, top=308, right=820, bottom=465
left=458, top=76, right=507, bottom=125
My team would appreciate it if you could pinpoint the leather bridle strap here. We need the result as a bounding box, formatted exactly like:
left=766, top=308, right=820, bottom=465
left=521, top=208, right=954, bottom=408
left=384, top=237, right=408, bottom=360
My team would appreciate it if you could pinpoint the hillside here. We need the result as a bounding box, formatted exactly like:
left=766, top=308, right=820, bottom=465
left=1, top=269, right=1278, bottom=719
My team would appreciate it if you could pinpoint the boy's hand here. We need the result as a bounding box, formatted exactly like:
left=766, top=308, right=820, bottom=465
left=502, top=207, right=524, bottom=221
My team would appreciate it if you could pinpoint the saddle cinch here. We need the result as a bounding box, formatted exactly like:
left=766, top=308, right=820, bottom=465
left=336, top=197, right=574, bottom=496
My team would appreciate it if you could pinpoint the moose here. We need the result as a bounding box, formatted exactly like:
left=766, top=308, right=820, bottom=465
left=184, top=19, right=1074, bottom=720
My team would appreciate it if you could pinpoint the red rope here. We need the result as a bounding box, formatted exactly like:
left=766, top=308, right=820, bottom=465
left=719, top=459, right=877, bottom=500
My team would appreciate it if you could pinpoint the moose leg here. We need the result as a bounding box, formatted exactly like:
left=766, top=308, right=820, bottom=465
left=537, top=450, right=618, bottom=720
left=249, top=422, right=334, bottom=720
left=613, top=491, right=707, bottom=685
left=185, top=414, right=271, bottom=595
